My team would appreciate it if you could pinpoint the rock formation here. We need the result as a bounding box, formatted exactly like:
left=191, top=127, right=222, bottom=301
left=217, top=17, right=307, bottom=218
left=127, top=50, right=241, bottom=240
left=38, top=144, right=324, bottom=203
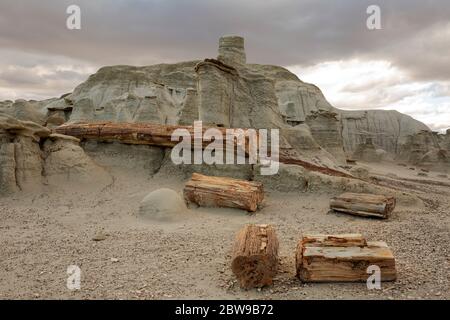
left=0, top=35, right=447, bottom=193
left=138, top=188, right=187, bottom=221
left=0, top=113, right=111, bottom=194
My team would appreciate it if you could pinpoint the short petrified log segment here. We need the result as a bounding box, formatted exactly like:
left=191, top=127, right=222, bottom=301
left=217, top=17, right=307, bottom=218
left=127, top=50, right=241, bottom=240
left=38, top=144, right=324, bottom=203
left=184, top=173, right=264, bottom=212
left=330, top=192, right=396, bottom=219
left=296, top=235, right=397, bottom=282
left=231, top=224, right=279, bottom=289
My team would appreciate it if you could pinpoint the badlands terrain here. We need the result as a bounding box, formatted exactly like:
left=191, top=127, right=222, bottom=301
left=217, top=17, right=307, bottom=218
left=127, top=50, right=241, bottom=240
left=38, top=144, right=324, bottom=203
left=0, top=36, right=449, bottom=299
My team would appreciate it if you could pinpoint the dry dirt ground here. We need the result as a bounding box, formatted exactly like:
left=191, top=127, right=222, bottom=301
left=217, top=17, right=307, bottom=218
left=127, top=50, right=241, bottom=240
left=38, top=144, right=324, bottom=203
left=0, top=162, right=449, bottom=300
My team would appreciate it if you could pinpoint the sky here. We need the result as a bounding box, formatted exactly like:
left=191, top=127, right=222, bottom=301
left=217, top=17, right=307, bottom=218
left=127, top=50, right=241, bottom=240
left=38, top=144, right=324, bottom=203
left=0, top=0, right=449, bottom=132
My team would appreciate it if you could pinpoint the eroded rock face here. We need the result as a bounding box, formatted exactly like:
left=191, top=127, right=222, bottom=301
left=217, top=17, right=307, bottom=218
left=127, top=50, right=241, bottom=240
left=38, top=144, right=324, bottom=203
left=438, top=129, right=450, bottom=151
left=43, top=134, right=112, bottom=187
left=353, top=137, right=380, bottom=162
left=0, top=113, right=112, bottom=194
left=398, top=130, right=441, bottom=164
left=0, top=36, right=445, bottom=176
left=253, top=163, right=422, bottom=207
left=66, top=62, right=198, bottom=125
left=0, top=141, right=18, bottom=194
left=217, top=35, right=246, bottom=66
left=305, top=111, right=346, bottom=163
left=340, top=110, right=430, bottom=156
left=14, top=135, right=44, bottom=190
left=81, top=141, right=165, bottom=177
left=419, top=148, right=450, bottom=172
left=0, top=113, right=48, bottom=193
left=0, top=99, right=50, bottom=125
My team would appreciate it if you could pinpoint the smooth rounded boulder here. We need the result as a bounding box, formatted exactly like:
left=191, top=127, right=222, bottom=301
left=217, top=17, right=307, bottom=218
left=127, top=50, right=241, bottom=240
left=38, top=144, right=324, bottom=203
left=138, top=188, right=187, bottom=221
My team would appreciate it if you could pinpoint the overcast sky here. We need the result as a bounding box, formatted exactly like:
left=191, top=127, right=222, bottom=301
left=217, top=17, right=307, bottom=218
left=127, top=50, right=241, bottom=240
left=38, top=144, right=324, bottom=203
left=0, top=0, right=449, bottom=131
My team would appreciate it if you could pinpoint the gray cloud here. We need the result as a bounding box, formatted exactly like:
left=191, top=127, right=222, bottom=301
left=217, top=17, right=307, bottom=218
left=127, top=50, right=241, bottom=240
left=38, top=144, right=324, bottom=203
left=1, top=0, right=449, bottom=70
left=0, top=49, right=93, bottom=100
left=0, top=0, right=448, bottom=130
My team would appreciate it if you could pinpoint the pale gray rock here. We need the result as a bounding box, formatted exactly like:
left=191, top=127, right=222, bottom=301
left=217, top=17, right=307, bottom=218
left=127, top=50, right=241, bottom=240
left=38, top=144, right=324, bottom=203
left=65, top=62, right=198, bottom=125
left=305, top=111, right=346, bottom=164
left=69, top=98, right=95, bottom=122
left=349, top=165, right=370, bottom=180
left=0, top=35, right=444, bottom=176
left=353, top=137, right=380, bottom=162
left=138, top=188, right=187, bottom=221
left=9, top=99, right=48, bottom=125
left=45, top=111, right=67, bottom=128
left=13, top=135, right=43, bottom=191
left=340, top=110, right=430, bottom=155
left=419, top=148, right=450, bottom=172
left=178, top=88, right=199, bottom=125
left=0, top=114, right=113, bottom=194
left=0, top=142, right=18, bottom=194
left=254, top=163, right=308, bottom=192
left=217, top=35, right=246, bottom=66
left=81, top=141, right=165, bottom=176
left=437, top=129, right=450, bottom=151
left=398, top=130, right=441, bottom=164
left=43, top=134, right=112, bottom=187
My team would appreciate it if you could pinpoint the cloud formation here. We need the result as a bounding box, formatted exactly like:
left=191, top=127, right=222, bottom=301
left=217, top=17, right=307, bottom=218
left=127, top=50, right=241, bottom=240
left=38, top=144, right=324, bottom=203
left=0, top=0, right=448, bottom=131
left=290, top=61, right=450, bottom=132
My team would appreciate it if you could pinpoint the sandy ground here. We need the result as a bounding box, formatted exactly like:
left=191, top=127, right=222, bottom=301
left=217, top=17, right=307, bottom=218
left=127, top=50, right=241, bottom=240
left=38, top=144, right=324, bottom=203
left=0, top=162, right=449, bottom=300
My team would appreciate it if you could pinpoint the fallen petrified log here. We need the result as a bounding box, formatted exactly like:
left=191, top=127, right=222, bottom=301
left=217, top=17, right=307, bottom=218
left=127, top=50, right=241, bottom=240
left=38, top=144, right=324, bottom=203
left=54, top=121, right=252, bottom=152
left=55, top=122, right=360, bottom=179
left=183, top=173, right=264, bottom=212
left=279, top=153, right=356, bottom=179
left=330, top=192, right=396, bottom=219
left=231, top=224, right=279, bottom=289
left=296, top=234, right=397, bottom=282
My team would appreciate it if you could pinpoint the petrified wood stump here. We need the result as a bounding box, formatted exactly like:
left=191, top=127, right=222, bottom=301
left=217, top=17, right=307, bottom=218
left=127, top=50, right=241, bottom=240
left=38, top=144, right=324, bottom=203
left=296, top=234, right=397, bottom=282
left=183, top=173, right=264, bottom=212
left=330, top=192, right=396, bottom=219
left=231, top=224, right=279, bottom=289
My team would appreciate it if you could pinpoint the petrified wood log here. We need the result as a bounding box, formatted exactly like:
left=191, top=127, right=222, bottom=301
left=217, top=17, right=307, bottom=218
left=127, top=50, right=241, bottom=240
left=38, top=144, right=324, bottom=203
left=231, top=224, right=279, bottom=289
left=55, top=122, right=365, bottom=180
left=183, top=173, right=264, bottom=212
left=54, top=121, right=252, bottom=151
left=296, top=234, right=397, bottom=282
left=330, top=192, right=396, bottom=219
left=279, top=152, right=355, bottom=179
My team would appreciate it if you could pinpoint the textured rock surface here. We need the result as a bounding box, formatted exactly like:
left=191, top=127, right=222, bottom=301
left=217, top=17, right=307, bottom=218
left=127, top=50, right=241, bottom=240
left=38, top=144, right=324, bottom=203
left=349, top=165, right=370, bottom=180
left=0, top=36, right=445, bottom=173
left=439, top=130, right=450, bottom=150
left=217, top=35, right=246, bottom=66
left=0, top=113, right=47, bottom=192
left=0, top=113, right=112, bottom=194
left=253, top=163, right=422, bottom=207
left=340, top=110, right=430, bottom=155
left=138, top=188, right=187, bottom=221
left=0, top=141, right=18, bottom=194
left=353, top=137, right=380, bottom=162
left=43, top=134, right=112, bottom=186
left=398, top=130, right=441, bottom=164
left=81, top=141, right=165, bottom=177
